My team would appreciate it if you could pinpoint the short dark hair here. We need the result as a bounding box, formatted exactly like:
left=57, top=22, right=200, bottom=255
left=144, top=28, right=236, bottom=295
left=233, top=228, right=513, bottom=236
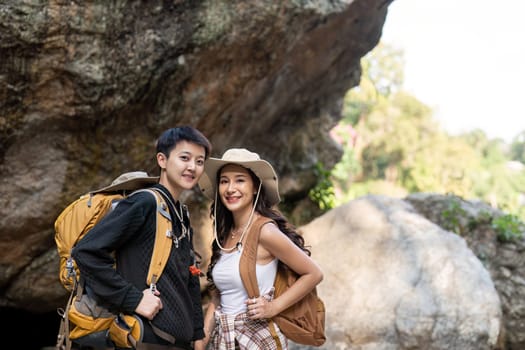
left=156, top=126, right=212, bottom=159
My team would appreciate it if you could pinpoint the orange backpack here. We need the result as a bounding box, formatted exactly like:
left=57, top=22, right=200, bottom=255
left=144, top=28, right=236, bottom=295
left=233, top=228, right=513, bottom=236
left=239, top=217, right=326, bottom=348
left=55, top=187, right=175, bottom=350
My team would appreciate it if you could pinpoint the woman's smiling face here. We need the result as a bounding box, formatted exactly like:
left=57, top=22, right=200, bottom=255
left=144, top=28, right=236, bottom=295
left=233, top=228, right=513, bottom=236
left=218, top=164, right=256, bottom=213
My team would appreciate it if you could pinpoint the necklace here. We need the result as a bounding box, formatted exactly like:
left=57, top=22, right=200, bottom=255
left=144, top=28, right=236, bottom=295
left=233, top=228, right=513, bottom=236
left=156, top=188, right=188, bottom=248
left=218, top=212, right=255, bottom=252
left=230, top=224, right=247, bottom=239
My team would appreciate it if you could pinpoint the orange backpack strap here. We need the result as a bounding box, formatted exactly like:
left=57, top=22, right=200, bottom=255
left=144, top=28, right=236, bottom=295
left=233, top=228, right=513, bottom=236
left=134, top=188, right=173, bottom=289
left=132, top=188, right=177, bottom=344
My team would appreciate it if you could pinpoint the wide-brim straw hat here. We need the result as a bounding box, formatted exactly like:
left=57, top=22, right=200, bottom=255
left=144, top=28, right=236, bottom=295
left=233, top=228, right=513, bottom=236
left=91, top=171, right=159, bottom=193
left=199, top=148, right=280, bottom=206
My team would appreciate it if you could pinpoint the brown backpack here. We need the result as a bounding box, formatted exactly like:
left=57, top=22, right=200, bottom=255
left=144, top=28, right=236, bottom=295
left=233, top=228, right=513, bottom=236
left=239, top=217, right=326, bottom=347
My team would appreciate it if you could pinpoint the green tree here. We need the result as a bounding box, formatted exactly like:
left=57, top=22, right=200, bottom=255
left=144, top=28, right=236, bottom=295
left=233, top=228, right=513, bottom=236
left=510, top=131, right=525, bottom=163
left=330, top=42, right=525, bottom=221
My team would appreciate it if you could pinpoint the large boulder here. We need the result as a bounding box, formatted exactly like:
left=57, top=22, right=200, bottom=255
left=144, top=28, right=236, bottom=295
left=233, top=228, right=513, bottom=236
left=299, top=195, right=502, bottom=350
left=407, top=193, right=525, bottom=350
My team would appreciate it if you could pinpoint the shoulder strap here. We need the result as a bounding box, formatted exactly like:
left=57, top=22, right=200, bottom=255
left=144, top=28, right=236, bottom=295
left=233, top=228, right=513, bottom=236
left=239, top=216, right=275, bottom=298
left=133, top=188, right=173, bottom=288
left=56, top=281, right=76, bottom=350
left=239, top=217, right=284, bottom=350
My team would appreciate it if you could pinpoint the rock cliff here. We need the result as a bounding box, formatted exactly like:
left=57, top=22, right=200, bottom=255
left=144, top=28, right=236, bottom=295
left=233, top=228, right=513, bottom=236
left=0, top=0, right=392, bottom=315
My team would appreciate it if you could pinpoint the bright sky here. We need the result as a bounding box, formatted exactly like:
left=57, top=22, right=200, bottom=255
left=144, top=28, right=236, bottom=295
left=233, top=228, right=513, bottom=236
left=381, top=0, right=525, bottom=143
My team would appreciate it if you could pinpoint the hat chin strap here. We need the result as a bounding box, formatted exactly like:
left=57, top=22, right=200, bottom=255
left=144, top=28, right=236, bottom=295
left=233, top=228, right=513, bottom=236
left=213, top=182, right=262, bottom=252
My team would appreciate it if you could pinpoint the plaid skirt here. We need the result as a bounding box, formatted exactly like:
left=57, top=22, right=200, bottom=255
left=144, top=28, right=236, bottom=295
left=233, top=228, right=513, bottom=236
left=209, top=309, right=287, bottom=350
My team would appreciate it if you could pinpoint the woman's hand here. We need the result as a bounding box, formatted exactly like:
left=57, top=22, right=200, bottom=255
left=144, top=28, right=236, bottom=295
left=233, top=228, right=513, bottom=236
left=245, top=295, right=275, bottom=320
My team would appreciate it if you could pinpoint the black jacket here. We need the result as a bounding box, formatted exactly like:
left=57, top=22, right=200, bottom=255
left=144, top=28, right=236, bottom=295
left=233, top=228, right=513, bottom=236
left=72, top=184, right=204, bottom=346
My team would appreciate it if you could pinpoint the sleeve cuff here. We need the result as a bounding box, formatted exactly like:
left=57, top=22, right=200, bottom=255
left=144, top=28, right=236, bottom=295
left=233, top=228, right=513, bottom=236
left=193, top=328, right=205, bottom=340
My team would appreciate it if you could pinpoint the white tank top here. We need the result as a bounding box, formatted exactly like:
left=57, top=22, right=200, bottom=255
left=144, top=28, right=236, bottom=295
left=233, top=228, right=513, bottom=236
left=212, top=249, right=278, bottom=315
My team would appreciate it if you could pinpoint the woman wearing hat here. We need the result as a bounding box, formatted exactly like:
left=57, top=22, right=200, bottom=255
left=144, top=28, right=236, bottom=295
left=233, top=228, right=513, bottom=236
left=199, top=148, right=323, bottom=349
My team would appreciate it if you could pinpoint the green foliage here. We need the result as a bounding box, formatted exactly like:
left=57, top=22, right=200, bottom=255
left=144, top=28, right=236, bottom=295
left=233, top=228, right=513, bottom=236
left=440, top=198, right=468, bottom=235
left=439, top=199, right=525, bottom=241
left=308, top=162, right=336, bottom=212
left=362, top=42, right=404, bottom=97
left=343, top=98, right=372, bottom=125
left=492, top=214, right=525, bottom=242
left=467, top=210, right=493, bottom=231
left=510, top=131, right=525, bottom=163
left=330, top=147, right=360, bottom=195
left=327, top=41, right=525, bottom=224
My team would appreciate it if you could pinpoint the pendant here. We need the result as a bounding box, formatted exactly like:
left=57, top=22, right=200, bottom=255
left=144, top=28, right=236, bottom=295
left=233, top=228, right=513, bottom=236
left=173, top=236, right=179, bottom=248
left=236, top=241, right=243, bottom=251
